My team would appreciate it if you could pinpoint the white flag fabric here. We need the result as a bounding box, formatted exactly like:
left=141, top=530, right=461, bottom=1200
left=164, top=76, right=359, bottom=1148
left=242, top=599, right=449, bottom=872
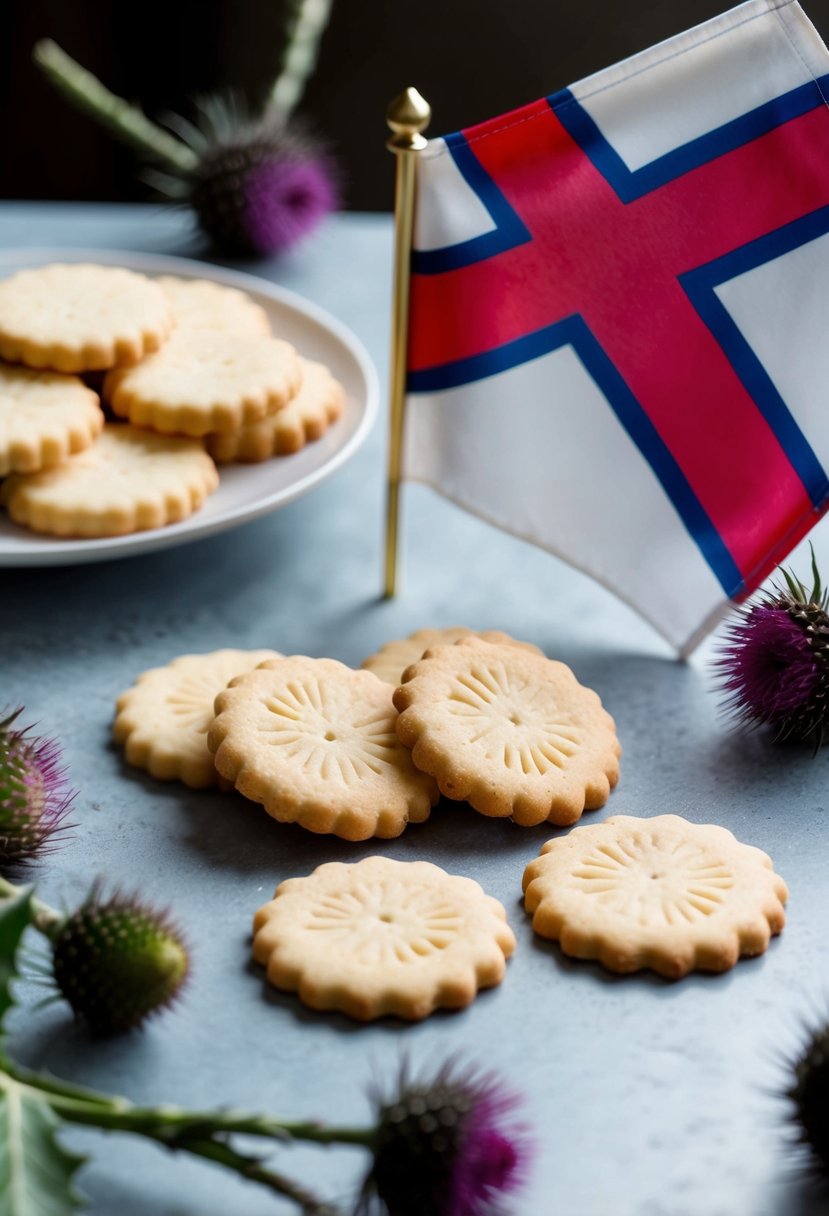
left=402, top=0, right=829, bottom=652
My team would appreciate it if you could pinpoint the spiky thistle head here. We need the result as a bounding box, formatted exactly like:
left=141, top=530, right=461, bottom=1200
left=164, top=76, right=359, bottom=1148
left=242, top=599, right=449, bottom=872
left=716, top=546, right=829, bottom=748
left=51, top=884, right=189, bottom=1035
left=787, top=1017, right=829, bottom=1172
left=154, top=94, right=340, bottom=257
left=31, top=44, right=340, bottom=257
left=358, top=1059, right=529, bottom=1216
left=0, top=707, right=74, bottom=874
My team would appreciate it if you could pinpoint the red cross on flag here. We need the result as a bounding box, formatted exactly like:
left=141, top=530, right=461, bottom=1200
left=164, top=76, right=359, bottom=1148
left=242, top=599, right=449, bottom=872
left=403, top=0, right=829, bottom=653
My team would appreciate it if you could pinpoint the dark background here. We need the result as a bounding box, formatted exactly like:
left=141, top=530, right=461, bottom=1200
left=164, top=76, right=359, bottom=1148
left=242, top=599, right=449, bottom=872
left=3, top=0, right=829, bottom=210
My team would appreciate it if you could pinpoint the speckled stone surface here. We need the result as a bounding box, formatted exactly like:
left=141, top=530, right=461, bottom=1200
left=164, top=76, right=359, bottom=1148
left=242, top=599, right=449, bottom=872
left=2, top=204, right=829, bottom=1216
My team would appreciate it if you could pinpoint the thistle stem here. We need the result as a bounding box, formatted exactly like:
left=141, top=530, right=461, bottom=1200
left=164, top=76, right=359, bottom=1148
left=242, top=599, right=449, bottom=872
left=270, top=0, right=335, bottom=119
left=33, top=39, right=198, bottom=174
left=2, top=1056, right=368, bottom=1212
left=3, top=1056, right=375, bottom=1144
left=0, top=875, right=63, bottom=939
left=58, top=1099, right=375, bottom=1148
left=123, top=1132, right=340, bottom=1214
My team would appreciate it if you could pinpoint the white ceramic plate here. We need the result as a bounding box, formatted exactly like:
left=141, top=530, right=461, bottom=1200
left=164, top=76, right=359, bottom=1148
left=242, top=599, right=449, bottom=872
left=0, top=249, right=379, bottom=566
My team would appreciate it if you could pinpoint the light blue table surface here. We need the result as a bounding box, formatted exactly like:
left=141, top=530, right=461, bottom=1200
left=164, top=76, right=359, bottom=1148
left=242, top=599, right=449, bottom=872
left=2, top=203, right=829, bottom=1216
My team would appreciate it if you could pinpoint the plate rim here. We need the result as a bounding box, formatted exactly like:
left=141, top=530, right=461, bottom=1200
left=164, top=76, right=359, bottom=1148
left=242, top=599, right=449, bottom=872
left=0, top=248, right=380, bottom=568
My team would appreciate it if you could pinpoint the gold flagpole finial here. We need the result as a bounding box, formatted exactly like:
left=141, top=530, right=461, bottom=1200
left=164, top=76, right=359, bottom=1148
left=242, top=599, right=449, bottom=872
left=383, top=86, right=431, bottom=599
left=386, top=87, right=431, bottom=148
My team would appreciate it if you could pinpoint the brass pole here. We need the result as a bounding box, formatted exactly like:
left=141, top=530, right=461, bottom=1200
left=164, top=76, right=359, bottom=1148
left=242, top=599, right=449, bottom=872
left=383, top=87, right=431, bottom=598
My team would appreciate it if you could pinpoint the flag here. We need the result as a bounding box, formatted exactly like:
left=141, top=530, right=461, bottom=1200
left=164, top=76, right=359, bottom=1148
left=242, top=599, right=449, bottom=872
left=402, top=0, right=829, bottom=653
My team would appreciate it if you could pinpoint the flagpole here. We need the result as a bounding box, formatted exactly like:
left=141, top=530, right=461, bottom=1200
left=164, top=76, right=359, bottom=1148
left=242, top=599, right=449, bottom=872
left=383, top=86, right=431, bottom=597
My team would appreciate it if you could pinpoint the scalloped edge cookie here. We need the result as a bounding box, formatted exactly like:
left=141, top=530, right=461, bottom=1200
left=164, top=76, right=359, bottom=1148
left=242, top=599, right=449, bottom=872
left=208, top=657, right=439, bottom=840
left=361, top=626, right=543, bottom=686
left=114, top=649, right=283, bottom=788
left=0, top=365, right=103, bottom=475
left=0, top=423, right=219, bottom=537
left=104, top=330, right=302, bottom=436
left=394, top=637, right=620, bottom=826
left=0, top=263, right=174, bottom=372
left=253, top=855, right=515, bottom=1021
left=522, top=813, right=788, bottom=978
left=157, top=276, right=271, bottom=338
left=204, top=357, right=345, bottom=461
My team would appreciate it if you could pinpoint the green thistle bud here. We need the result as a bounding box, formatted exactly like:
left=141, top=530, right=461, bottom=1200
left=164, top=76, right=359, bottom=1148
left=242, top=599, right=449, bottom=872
left=52, top=886, right=189, bottom=1034
left=0, top=707, right=74, bottom=873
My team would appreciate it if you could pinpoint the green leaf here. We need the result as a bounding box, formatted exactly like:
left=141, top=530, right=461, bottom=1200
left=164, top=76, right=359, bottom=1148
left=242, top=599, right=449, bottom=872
left=0, top=1073, right=84, bottom=1215
left=810, top=542, right=821, bottom=600
left=0, top=890, right=35, bottom=1042
left=781, top=565, right=806, bottom=603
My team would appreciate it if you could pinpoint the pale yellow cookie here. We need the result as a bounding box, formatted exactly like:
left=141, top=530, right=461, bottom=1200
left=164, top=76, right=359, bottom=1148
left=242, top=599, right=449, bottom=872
left=394, top=637, right=620, bottom=826
left=204, top=358, right=345, bottom=462
left=0, top=364, right=103, bottom=475
left=362, top=627, right=543, bottom=686
left=0, top=423, right=219, bottom=537
left=208, top=657, right=439, bottom=840
left=114, top=649, right=282, bottom=789
left=523, top=814, right=788, bottom=979
left=0, top=263, right=173, bottom=372
left=104, top=330, right=301, bottom=437
left=252, top=855, right=515, bottom=1021
left=156, top=276, right=271, bottom=338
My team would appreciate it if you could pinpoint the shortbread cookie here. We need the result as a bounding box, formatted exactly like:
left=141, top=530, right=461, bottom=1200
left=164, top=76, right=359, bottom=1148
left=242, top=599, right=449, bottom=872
left=104, top=330, right=301, bottom=436
left=0, top=264, right=173, bottom=372
left=114, top=649, right=282, bottom=789
left=0, top=364, right=103, bottom=475
left=522, top=814, right=788, bottom=979
left=362, top=627, right=543, bottom=686
left=394, top=638, right=620, bottom=826
left=1, top=423, right=219, bottom=537
left=208, top=657, right=439, bottom=840
left=253, top=855, right=515, bottom=1021
left=204, top=358, right=344, bottom=462
left=156, top=276, right=271, bottom=338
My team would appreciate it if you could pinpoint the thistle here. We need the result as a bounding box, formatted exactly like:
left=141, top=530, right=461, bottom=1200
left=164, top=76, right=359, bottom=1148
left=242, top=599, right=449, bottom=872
left=359, top=1060, right=529, bottom=1216
left=0, top=707, right=74, bottom=873
left=787, top=1018, right=829, bottom=1172
left=716, top=546, right=829, bottom=747
left=0, top=901, right=532, bottom=1216
left=51, top=885, right=189, bottom=1034
left=176, top=96, right=340, bottom=256
left=34, top=26, right=339, bottom=258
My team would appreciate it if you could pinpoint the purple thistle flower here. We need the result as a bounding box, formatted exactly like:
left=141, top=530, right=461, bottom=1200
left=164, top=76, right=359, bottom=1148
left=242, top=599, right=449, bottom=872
left=32, top=47, right=341, bottom=258
left=242, top=152, right=340, bottom=255
left=0, top=707, right=74, bottom=872
left=715, top=548, right=829, bottom=746
left=359, top=1060, right=529, bottom=1216
left=719, top=605, right=822, bottom=722
left=185, top=99, right=340, bottom=257
left=451, top=1100, right=523, bottom=1215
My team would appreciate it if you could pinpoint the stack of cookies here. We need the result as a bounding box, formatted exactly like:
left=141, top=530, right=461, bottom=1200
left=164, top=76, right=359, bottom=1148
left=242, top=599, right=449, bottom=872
left=0, top=263, right=345, bottom=538
left=114, top=626, right=621, bottom=840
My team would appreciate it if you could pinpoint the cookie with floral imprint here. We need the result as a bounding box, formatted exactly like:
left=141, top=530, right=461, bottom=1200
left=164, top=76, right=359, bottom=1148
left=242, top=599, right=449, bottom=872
left=208, top=657, right=438, bottom=840
left=253, top=855, right=515, bottom=1020
left=394, top=637, right=620, bottom=826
